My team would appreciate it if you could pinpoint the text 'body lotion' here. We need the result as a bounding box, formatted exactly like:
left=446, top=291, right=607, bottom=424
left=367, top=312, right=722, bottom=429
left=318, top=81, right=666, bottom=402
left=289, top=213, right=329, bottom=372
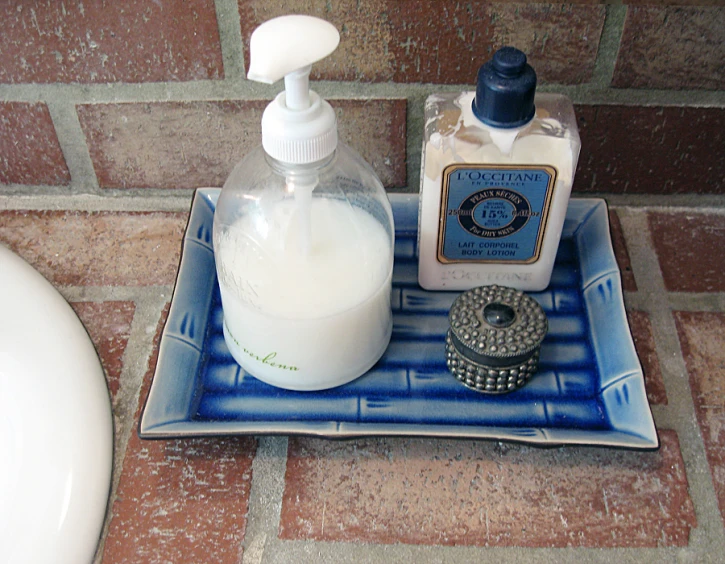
left=213, top=15, right=395, bottom=391
left=418, top=47, right=581, bottom=292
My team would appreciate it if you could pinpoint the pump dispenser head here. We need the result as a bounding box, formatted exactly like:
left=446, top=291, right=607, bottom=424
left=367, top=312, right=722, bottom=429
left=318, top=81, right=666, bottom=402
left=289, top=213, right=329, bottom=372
left=247, top=15, right=340, bottom=164
left=472, top=46, right=537, bottom=129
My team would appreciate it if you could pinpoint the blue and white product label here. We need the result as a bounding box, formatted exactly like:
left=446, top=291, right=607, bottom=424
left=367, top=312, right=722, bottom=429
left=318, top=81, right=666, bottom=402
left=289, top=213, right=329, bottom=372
left=437, top=164, right=557, bottom=264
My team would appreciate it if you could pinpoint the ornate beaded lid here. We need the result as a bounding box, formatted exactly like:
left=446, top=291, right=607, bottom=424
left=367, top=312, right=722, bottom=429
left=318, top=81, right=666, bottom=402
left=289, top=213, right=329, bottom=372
left=446, top=285, right=548, bottom=393
left=449, top=285, right=547, bottom=365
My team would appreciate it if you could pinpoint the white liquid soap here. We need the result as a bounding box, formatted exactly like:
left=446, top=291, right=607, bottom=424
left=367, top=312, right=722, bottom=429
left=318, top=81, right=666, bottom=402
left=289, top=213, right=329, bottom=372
left=213, top=15, right=395, bottom=391
left=217, top=197, right=392, bottom=389
left=418, top=47, right=581, bottom=292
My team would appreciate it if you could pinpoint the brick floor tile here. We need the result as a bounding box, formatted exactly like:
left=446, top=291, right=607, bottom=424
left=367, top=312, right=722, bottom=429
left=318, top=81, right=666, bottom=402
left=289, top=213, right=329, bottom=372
left=627, top=310, right=667, bottom=405
left=280, top=431, right=694, bottom=547
left=609, top=210, right=637, bottom=292
left=648, top=212, right=725, bottom=292
left=0, top=210, right=187, bottom=286
left=674, top=311, right=725, bottom=525
left=103, top=306, right=256, bottom=563
left=70, top=301, right=135, bottom=401
left=0, top=0, right=222, bottom=83
left=103, top=435, right=255, bottom=562
left=0, top=102, right=70, bottom=186
left=574, top=105, right=725, bottom=195
left=239, top=2, right=605, bottom=84
left=613, top=6, right=725, bottom=90
left=77, top=99, right=406, bottom=189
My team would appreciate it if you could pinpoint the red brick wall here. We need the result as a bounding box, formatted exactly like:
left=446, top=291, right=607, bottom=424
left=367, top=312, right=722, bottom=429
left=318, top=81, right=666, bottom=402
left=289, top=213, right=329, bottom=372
left=1, top=1, right=723, bottom=194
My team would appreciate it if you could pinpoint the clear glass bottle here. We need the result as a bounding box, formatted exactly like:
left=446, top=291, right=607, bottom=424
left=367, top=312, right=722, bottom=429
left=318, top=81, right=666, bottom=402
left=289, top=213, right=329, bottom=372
left=418, top=47, right=581, bottom=291
left=213, top=15, right=394, bottom=391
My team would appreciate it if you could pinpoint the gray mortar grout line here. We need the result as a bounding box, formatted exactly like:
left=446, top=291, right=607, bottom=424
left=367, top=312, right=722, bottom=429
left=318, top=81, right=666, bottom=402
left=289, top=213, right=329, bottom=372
left=617, top=207, right=725, bottom=555
left=647, top=404, right=676, bottom=432
left=534, top=86, right=725, bottom=108
left=0, top=78, right=269, bottom=105
left=214, top=0, right=246, bottom=83
left=241, top=436, right=290, bottom=564
left=4, top=192, right=725, bottom=213
left=0, top=184, right=96, bottom=200
left=604, top=195, right=725, bottom=210
left=622, top=290, right=648, bottom=313
left=254, top=540, right=708, bottom=564
left=665, top=293, right=725, bottom=313
left=1, top=81, right=725, bottom=108
left=59, top=284, right=175, bottom=304
left=589, top=4, right=627, bottom=88
left=45, top=98, right=101, bottom=194
left=624, top=291, right=725, bottom=314
left=0, top=192, right=199, bottom=212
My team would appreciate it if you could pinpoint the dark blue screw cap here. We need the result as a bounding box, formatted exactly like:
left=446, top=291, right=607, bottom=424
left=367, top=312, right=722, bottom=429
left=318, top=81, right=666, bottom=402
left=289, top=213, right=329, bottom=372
left=472, top=47, right=537, bottom=129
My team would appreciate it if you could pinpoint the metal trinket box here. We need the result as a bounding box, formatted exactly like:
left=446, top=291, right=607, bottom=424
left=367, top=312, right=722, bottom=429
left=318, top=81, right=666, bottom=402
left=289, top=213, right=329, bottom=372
left=445, top=285, right=548, bottom=393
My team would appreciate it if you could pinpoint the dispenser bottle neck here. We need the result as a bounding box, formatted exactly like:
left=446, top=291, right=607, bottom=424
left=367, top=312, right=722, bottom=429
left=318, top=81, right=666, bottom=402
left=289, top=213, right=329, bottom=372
left=265, top=150, right=336, bottom=176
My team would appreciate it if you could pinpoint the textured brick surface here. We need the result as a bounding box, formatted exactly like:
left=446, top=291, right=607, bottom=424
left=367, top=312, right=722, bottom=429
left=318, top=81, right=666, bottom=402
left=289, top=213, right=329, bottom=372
left=574, top=105, right=725, bottom=195
left=280, top=431, right=694, bottom=547
left=0, top=210, right=187, bottom=286
left=239, top=1, right=605, bottom=84
left=0, top=102, right=70, bottom=186
left=77, top=99, right=407, bottom=189
left=103, top=434, right=255, bottom=562
left=627, top=310, right=667, bottom=406
left=613, top=6, right=725, bottom=90
left=609, top=210, right=637, bottom=292
left=103, top=308, right=256, bottom=562
left=648, top=212, right=725, bottom=293
left=70, top=301, right=135, bottom=401
left=0, top=0, right=222, bottom=83
left=674, top=311, right=725, bottom=525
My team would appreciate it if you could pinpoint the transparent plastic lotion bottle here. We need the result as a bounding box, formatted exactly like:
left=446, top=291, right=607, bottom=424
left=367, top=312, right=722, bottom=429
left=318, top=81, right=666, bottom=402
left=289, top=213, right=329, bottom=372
left=418, top=47, right=581, bottom=291
left=213, top=15, right=395, bottom=391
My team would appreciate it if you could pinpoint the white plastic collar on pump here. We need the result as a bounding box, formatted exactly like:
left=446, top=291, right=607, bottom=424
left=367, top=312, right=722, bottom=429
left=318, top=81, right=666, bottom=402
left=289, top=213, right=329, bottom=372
left=247, top=15, right=340, bottom=165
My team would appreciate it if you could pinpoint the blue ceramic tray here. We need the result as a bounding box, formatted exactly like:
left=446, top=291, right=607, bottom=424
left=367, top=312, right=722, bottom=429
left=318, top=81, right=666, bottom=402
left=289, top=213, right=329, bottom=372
left=139, top=189, right=658, bottom=449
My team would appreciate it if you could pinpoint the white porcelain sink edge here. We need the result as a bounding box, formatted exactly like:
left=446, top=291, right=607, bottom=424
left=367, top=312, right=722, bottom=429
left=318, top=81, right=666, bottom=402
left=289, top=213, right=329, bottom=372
left=0, top=244, right=113, bottom=564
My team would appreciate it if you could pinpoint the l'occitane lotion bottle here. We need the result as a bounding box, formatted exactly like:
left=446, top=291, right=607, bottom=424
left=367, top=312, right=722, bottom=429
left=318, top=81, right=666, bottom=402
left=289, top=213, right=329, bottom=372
left=418, top=47, right=580, bottom=291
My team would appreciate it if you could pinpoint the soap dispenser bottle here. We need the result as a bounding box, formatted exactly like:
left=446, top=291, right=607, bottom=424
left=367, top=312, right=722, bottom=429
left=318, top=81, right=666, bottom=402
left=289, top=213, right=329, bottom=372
left=213, top=15, right=395, bottom=391
left=418, top=47, right=581, bottom=292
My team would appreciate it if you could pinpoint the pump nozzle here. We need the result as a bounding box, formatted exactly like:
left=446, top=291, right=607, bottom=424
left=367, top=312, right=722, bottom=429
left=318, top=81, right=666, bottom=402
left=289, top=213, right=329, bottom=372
left=247, top=15, right=340, bottom=106
left=246, top=15, right=341, bottom=165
